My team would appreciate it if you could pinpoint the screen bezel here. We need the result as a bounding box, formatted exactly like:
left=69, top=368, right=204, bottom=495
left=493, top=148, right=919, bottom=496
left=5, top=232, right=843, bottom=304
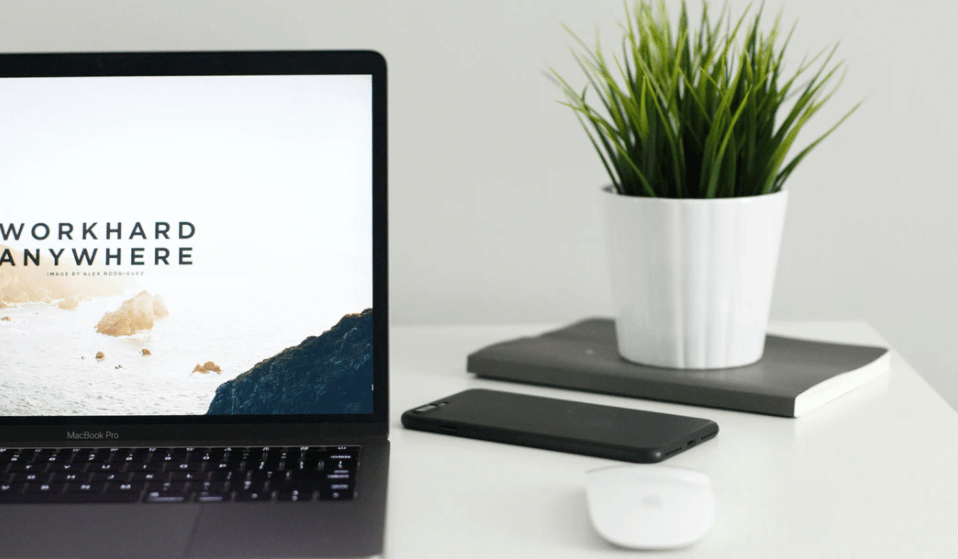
left=0, top=51, right=389, bottom=443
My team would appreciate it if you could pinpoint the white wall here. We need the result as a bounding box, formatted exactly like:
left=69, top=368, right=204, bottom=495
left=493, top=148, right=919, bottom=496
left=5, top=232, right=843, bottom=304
left=2, top=0, right=956, bottom=410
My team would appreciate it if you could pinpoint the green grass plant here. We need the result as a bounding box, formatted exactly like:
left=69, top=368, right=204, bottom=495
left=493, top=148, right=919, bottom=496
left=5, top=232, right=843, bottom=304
left=551, top=0, right=861, bottom=198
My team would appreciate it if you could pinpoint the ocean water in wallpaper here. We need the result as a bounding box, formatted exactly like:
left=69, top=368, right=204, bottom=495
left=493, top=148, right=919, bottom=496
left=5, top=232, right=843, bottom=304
left=0, top=276, right=372, bottom=416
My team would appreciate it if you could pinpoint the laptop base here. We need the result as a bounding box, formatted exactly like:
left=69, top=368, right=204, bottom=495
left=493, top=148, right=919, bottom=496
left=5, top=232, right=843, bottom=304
left=0, top=439, right=388, bottom=559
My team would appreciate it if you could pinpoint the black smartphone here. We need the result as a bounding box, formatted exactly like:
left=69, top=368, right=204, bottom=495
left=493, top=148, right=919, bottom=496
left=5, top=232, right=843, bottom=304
left=401, top=389, right=718, bottom=463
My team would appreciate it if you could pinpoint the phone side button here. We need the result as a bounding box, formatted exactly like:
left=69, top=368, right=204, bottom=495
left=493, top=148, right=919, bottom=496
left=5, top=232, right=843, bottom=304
left=439, top=426, right=458, bottom=435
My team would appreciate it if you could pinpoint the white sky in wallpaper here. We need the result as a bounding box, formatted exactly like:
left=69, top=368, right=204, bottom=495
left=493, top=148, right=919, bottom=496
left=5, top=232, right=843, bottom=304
left=0, top=74, right=372, bottom=273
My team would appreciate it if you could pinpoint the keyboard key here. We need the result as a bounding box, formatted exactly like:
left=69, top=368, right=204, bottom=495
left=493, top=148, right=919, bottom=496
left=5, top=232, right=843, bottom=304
left=148, top=449, right=190, bottom=463
left=288, top=469, right=326, bottom=481
left=211, top=459, right=247, bottom=472
left=143, top=491, right=192, bottom=504
left=248, top=470, right=280, bottom=482
left=204, top=471, right=235, bottom=482
left=223, top=452, right=245, bottom=464
left=195, top=491, right=231, bottom=503
left=89, top=472, right=130, bottom=483
left=287, top=470, right=326, bottom=489
left=275, top=489, right=313, bottom=502
left=255, top=460, right=285, bottom=472
left=125, top=462, right=165, bottom=473
left=319, top=489, right=354, bottom=501
left=247, top=447, right=283, bottom=463
left=47, top=463, right=84, bottom=473
left=49, top=472, right=83, bottom=483
left=113, top=448, right=147, bottom=461
left=329, top=447, right=360, bottom=459
left=146, top=482, right=190, bottom=494
left=195, top=481, right=229, bottom=493
left=23, top=482, right=63, bottom=494
left=237, top=481, right=268, bottom=493
left=63, top=482, right=105, bottom=493
left=0, top=449, right=21, bottom=463
left=79, top=449, right=111, bottom=463
left=1, top=457, right=24, bottom=468
left=168, top=472, right=202, bottom=482
left=6, top=463, right=45, bottom=473
left=235, top=491, right=269, bottom=502
left=41, top=452, right=73, bottom=463
left=198, top=449, right=224, bottom=462
left=301, top=451, right=324, bottom=469
left=104, top=482, right=146, bottom=493
left=329, top=458, right=356, bottom=471
left=130, top=472, right=163, bottom=482
left=104, top=452, right=130, bottom=464
left=8, top=473, right=42, bottom=483
left=164, top=462, right=204, bottom=473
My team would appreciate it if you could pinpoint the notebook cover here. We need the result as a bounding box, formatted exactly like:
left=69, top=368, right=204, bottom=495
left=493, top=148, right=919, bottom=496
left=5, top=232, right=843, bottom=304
left=466, top=318, right=889, bottom=418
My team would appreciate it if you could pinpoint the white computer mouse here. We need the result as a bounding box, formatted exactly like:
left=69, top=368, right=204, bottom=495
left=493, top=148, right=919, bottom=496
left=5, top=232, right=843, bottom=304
left=585, top=464, right=714, bottom=550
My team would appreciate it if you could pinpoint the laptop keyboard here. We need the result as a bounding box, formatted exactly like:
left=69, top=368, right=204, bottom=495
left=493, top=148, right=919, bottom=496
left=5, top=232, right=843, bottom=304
left=0, top=446, right=359, bottom=504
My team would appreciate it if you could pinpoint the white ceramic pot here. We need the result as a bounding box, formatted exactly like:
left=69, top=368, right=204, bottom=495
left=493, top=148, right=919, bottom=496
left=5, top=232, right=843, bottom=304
left=603, top=187, right=788, bottom=369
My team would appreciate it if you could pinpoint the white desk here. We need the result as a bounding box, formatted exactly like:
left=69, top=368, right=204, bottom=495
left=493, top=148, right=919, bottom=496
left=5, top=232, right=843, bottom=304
left=383, top=321, right=958, bottom=558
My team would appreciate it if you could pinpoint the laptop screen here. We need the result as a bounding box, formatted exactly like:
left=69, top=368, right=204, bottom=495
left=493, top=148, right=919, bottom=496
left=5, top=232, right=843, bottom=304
left=0, top=73, right=375, bottom=420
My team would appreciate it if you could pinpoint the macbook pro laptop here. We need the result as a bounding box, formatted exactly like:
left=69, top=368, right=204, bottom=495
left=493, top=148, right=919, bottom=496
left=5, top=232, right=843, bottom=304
left=0, top=51, right=389, bottom=558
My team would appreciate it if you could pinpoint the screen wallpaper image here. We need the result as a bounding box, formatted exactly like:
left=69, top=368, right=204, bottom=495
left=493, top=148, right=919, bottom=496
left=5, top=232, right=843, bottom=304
left=0, top=75, right=374, bottom=417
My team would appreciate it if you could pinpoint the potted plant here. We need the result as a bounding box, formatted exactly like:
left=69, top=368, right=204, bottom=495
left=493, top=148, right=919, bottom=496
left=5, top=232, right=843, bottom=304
left=551, top=0, right=860, bottom=369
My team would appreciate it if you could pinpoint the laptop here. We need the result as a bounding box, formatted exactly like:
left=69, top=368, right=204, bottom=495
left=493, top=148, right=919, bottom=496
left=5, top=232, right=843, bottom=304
left=0, top=51, right=389, bottom=558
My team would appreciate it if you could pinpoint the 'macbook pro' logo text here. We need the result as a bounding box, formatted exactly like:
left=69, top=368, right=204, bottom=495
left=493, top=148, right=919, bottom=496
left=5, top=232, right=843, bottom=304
left=66, top=431, right=119, bottom=440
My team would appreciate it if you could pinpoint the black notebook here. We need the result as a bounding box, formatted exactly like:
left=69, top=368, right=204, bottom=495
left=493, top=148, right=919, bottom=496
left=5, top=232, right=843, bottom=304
left=467, top=318, right=890, bottom=418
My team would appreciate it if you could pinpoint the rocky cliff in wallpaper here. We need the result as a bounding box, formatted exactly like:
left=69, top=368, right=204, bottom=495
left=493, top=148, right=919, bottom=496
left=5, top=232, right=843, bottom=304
left=206, top=309, right=373, bottom=415
left=95, top=290, right=169, bottom=336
